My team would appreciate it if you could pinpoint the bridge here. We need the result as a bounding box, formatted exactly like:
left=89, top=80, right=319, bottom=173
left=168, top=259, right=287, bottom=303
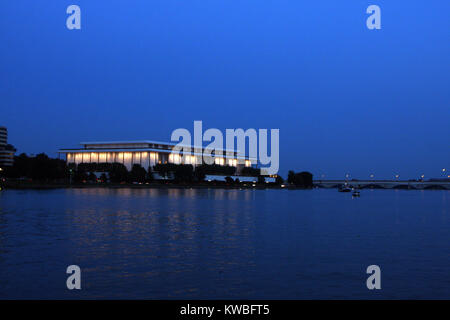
left=314, top=180, right=450, bottom=190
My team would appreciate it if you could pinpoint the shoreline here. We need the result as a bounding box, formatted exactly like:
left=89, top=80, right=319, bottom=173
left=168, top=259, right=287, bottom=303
left=0, top=181, right=297, bottom=190
left=1, top=181, right=447, bottom=191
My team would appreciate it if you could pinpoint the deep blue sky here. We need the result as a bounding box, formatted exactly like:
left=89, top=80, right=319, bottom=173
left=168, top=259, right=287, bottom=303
left=1, top=1, right=449, bottom=179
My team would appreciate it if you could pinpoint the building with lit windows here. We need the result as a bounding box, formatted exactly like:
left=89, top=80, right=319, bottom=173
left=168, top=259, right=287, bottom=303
left=0, top=126, right=15, bottom=168
left=59, top=140, right=256, bottom=172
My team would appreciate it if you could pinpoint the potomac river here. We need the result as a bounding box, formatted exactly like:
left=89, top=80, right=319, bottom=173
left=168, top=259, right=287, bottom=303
left=0, top=188, right=448, bottom=299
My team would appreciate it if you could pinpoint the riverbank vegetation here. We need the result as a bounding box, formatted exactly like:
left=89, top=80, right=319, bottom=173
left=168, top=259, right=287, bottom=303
left=0, top=153, right=313, bottom=189
left=287, top=171, right=313, bottom=188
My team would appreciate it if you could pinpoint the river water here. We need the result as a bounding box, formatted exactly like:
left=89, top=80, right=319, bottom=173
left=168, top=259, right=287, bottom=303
left=0, top=188, right=448, bottom=299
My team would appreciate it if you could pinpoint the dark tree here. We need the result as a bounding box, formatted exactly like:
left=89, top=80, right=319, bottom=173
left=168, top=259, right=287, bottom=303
left=287, top=170, right=295, bottom=184
left=275, top=175, right=284, bottom=185
left=288, top=171, right=313, bottom=188
left=73, top=168, right=88, bottom=183
left=109, top=163, right=129, bottom=183
left=241, top=167, right=261, bottom=177
left=297, top=171, right=313, bottom=188
left=153, top=163, right=194, bottom=183
left=4, top=144, right=16, bottom=152
left=173, top=164, right=194, bottom=183
left=5, top=153, right=68, bottom=182
left=194, top=164, right=236, bottom=176
left=4, top=153, right=30, bottom=178
left=129, top=164, right=147, bottom=183
left=225, top=176, right=234, bottom=184
left=153, top=163, right=172, bottom=179
left=100, top=173, right=108, bottom=183
left=146, top=166, right=154, bottom=182
left=194, top=168, right=206, bottom=182
left=88, top=172, right=97, bottom=182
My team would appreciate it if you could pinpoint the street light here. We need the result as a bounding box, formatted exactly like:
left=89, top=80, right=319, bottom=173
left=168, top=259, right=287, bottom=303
left=395, top=174, right=399, bottom=179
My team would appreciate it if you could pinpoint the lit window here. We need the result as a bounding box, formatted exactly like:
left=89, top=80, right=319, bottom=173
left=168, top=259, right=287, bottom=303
left=214, top=157, right=224, bottom=165
left=124, top=152, right=132, bottom=159
left=99, top=153, right=107, bottom=163
left=134, top=152, right=141, bottom=163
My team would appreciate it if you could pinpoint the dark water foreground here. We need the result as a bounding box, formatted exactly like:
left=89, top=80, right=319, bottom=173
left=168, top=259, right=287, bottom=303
left=0, top=188, right=448, bottom=299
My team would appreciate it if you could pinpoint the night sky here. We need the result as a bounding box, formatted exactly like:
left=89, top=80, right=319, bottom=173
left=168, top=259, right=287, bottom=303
left=1, top=1, right=449, bottom=179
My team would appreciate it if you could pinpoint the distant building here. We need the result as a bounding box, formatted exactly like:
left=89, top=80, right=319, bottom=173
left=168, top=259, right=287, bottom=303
left=0, top=126, right=15, bottom=168
left=59, top=140, right=256, bottom=171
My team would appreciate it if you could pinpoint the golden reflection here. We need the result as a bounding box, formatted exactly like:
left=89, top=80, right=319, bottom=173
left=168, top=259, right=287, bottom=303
left=62, top=186, right=256, bottom=278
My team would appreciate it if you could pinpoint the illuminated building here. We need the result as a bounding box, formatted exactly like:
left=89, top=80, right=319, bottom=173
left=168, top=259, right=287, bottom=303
left=59, top=140, right=255, bottom=171
left=0, top=126, right=15, bottom=168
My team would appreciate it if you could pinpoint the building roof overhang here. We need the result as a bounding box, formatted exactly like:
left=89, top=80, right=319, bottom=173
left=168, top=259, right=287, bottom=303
left=79, top=140, right=240, bottom=153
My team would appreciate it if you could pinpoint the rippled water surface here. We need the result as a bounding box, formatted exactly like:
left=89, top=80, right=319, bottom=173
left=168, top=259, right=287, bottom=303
left=0, top=188, right=448, bottom=299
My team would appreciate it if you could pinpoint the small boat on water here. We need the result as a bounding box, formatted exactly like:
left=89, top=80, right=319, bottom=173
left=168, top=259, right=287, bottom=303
left=338, top=185, right=352, bottom=192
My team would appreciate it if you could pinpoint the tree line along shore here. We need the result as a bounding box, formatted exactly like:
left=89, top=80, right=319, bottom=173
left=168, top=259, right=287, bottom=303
left=0, top=153, right=313, bottom=190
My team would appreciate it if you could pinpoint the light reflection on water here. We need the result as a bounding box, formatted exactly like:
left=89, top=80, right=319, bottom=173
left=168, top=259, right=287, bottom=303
left=0, top=188, right=448, bottom=299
